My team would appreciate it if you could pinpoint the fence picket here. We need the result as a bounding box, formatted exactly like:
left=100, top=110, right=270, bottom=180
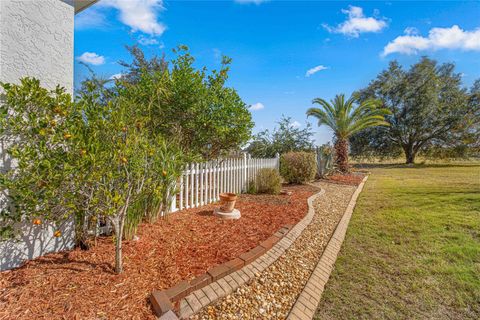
left=208, top=163, right=212, bottom=204
left=179, top=173, right=184, bottom=210
left=175, top=154, right=279, bottom=211
left=219, top=160, right=223, bottom=196
left=235, top=158, right=238, bottom=193
left=213, top=162, right=217, bottom=201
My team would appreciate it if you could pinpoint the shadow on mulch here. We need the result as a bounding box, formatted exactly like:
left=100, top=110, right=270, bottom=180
left=196, top=210, right=213, bottom=217
left=32, top=252, right=116, bottom=274
left=0, top=184, right=319, bottom=320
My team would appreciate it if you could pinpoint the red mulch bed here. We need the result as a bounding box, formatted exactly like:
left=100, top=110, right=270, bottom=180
left=0, top=185, right=318, bottom=320
left=324, top=173, right=365, bottom=186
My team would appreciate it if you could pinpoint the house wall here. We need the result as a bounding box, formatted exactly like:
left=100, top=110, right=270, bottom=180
left=0, top=0, right=74, bottom=94
left=0, top=0, right=76, bottom=271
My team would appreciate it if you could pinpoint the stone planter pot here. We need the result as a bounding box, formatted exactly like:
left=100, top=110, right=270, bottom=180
left=219, top=193, right=237, bottom=213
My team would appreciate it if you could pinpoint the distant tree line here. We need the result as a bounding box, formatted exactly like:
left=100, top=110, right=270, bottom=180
left=351, top=57, right=480, bottom=163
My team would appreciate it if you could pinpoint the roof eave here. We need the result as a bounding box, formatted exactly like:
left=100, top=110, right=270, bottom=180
left=74, top=0, right=99, bottom=14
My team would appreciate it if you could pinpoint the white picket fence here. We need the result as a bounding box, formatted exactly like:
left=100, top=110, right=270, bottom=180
left=171, top=153, right=279, bottom=211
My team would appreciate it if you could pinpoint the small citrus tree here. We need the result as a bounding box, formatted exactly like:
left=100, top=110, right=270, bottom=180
left=75, top=85, right=184, bottom=273
left=0, top=78, right=77, bottom=238
left=75, top=87, right=152, bottom=273
left=0, top=78, right=183, bottom=274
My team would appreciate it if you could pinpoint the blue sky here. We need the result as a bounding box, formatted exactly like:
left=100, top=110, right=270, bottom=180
left=74, top=0, right=480, bottom=144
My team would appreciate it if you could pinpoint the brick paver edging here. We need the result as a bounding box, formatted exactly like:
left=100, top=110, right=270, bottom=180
left=151, top=188, right=326, bottom=320
left=286, top=175, right=369, bottom=320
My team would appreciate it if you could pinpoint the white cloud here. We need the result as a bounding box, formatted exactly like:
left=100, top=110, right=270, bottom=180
left=138, top=35, right=159, bottom=45
left=292, top=121, right=302, bottom=128
left=100, top=0, right=166, bottom=36
left=109, top=73, right=124, bottom=80
left=235, top=0, right=269, bottom=4
left=404, top=27, right=419, bottom=36
left=323, top=5, right=387, bottom=38
left=382, top=25, right=480, bottom=56
left=249, top=102, right=265, bottom=111
left=76, top=52, right=105, bottom=65
left=305, top=65, right=329, bottom=77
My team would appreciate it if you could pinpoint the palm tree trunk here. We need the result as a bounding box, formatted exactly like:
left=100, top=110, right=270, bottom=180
left=334, top=138, right=349, bottom=173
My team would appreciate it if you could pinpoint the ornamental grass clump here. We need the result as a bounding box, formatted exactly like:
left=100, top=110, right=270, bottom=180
left=254, top=168, right=282, bottom=194
left=280, top=151, right=317, bottom=184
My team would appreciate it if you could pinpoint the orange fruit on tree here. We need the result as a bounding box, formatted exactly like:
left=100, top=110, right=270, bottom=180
left=63, top=133, right=72, bottom=140
left=54, top=230, right=61, bottom=237
left=33, top=219, right=41, bottom=225
left=122, top=127, right=127, bottom=132
left=162, top=170, right=167, bottom=177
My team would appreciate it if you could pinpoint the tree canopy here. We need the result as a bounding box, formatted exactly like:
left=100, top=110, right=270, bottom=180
left=246, top=116, right=315, bottom=158
left=351, top=57, right=480, bottom=163
left=89, top=45, right=254, bottom=161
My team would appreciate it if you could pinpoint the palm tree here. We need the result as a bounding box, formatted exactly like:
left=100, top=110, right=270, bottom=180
left=307, top=94, right=390, bottom=173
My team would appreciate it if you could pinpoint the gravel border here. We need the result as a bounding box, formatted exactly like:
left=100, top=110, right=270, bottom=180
left=174, top=188, right=326, bottom=319
left=185, top=180, right=359, bottom=319
left=287, top=175, right=368, bottom=320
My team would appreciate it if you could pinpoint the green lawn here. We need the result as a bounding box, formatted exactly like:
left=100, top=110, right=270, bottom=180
left=315, top=163, right=480, bottom=320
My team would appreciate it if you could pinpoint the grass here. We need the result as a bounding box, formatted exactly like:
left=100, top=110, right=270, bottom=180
left=315, top=163, right=480, bottom=320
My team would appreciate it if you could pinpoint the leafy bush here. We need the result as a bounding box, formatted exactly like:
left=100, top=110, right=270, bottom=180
left=250, top=168, right=282, bottom=194
left=280, top=152, right=317, bottom=184
left=96, top=45, right=254, bottom=160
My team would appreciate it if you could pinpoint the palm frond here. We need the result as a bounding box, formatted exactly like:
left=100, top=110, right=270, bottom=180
left=306, top=93, right=391, bottom=139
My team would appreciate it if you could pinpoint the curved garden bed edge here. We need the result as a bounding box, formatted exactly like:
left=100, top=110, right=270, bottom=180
left=150, top=188, right=327, bottom=319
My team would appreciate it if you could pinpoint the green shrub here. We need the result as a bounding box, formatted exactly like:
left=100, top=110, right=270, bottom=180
left=247, top=179, right=257, bottom=194
left=253, top=168, right=282, bottom=194
left=280, top=152, right=317, bottom=183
